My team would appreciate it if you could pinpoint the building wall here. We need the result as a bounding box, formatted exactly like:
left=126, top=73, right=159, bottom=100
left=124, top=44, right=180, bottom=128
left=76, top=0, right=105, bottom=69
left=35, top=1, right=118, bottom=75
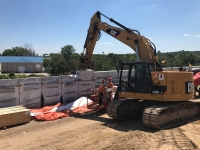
left=1, top=63, right=6, bottom=72
left=1, top=63, right=43, bottom=73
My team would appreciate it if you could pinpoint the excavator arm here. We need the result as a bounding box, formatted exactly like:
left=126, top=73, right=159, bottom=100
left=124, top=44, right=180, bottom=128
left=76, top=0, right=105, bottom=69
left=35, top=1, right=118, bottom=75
left=79, top=11, right=160, bottom=70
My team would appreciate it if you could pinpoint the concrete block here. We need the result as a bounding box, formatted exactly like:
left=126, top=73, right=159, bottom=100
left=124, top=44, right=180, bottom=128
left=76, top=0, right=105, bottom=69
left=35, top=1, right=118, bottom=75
left=18, top=77, right=42, bottom=108
left=41, top=76, right=61, bottom=106
left=61, top=75, right=78, bottom=103
left=76, top=70, right=94, bottom=78
left=0, top=79, right=19, bottom=108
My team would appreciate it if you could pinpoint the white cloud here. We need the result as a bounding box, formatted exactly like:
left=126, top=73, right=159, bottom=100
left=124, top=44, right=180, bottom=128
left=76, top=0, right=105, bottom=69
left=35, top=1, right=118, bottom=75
left=196, top=35, right=200, bottom=37
left=162, top=40, right=167, bottom=44
left=183, top=34, right=190, bottom=37
left=148, top=38, right=154, bottom=40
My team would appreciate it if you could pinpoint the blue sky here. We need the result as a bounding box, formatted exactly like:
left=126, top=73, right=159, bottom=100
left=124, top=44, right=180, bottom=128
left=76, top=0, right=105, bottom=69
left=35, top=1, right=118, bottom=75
left=0, top=0, right=200, bottom=56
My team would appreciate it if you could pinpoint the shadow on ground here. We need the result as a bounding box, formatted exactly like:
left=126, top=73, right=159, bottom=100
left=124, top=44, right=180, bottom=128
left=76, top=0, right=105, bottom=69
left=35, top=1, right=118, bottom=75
left=72, top=108, right=200, bottom=133
left=72, top=108, right=158, bottom=133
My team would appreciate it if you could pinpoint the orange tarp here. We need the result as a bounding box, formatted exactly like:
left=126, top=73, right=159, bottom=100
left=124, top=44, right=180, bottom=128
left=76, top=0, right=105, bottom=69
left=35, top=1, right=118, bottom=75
left=31, top=102, right=106, bottom=121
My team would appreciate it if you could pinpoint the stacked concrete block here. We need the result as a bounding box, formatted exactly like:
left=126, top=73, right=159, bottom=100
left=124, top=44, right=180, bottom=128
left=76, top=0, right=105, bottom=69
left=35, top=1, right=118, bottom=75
left=94, top=71, right=108, bottom=88
left=61, top=75, right=78, bottom=104
left=18, top=78, right=42, bottom=108
left=41, top=76, right=61, bottom=106
left=76, top=70, right=95, bottom=97
left=0, top=79, right=19, bottom=108
left=106, top=70, right=119, bottom=85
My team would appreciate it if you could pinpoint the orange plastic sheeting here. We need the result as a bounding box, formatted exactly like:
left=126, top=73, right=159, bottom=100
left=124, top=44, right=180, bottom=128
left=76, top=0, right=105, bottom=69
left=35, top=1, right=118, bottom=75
left=31, top=103, right=61, bottom=113
left=69, top=103, right=98, bottom=115
left=66, top=102, right=107, bottom=116
left=31, top=102, right=107, bottom=121
left=35, top=112, right=69, bottom=121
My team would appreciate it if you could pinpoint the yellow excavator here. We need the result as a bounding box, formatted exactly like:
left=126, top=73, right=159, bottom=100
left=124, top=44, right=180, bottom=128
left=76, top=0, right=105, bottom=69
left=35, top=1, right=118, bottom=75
left=79, top=11, right=200, bottom=129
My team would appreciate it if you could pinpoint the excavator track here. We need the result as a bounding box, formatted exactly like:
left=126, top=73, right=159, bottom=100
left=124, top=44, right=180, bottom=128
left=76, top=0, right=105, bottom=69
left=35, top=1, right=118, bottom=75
left=142, top=100, right=200, bottom=129
left=107, top=99, right=200, bottom=129
left=106, top=99, right=142, bottom=120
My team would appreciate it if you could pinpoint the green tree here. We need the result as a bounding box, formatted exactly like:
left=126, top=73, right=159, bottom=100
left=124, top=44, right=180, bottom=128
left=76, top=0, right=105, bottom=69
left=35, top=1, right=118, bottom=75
left=69, top=53, right=80, bottom=74
left=61, top=45, right=75, bottom=61
left=2, top=44, right=38, bottom=56
left=2, top=47, right=27, bottom=56
left=48, top=53, right=69, bottom=75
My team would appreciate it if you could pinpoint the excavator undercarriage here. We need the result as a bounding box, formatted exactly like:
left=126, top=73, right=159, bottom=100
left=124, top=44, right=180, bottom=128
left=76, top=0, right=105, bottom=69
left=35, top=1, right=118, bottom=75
left=106, top=99, right=200, bottom=129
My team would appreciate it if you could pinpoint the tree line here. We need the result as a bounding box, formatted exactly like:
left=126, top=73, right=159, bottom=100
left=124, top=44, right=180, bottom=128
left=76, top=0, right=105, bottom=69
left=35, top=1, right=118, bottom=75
left=1, top=43, right=38, bottom=56
left=1, top=44, right=200, bottom=75
left=31, top=48, right=200, bottom=75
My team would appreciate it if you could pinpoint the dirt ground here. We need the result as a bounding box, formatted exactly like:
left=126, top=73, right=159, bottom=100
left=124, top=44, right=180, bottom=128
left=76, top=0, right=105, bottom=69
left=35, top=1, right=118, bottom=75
left=1, top=110, right=200, bottom=150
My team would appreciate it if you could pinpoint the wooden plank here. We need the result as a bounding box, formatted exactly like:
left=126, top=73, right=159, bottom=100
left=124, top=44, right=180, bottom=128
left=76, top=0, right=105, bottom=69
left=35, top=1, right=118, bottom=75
left=0, top=106, right=30, bottom=128
left=0, top=106, right=25, bottom=111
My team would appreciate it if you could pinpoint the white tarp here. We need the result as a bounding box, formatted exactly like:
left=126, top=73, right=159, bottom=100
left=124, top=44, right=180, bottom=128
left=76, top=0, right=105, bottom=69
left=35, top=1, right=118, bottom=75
left=30, top=97, right=93, bottom=116
left=56, top=97, right=92, bottom=111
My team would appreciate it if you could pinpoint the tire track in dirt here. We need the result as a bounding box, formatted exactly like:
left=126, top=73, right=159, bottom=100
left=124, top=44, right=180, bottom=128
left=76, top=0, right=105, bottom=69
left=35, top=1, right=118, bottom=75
left=147, top=132, right=163, bottom=150
left=181, top=122, right=200, bottom=149
left=101, top=131, right=149, bottom=150
left=160, top=128, right=197, bottom=150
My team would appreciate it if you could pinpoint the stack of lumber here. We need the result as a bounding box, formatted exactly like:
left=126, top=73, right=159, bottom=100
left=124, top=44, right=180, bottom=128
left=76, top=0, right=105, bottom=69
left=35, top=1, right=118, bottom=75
left=0, top=106, right=31, bottom=128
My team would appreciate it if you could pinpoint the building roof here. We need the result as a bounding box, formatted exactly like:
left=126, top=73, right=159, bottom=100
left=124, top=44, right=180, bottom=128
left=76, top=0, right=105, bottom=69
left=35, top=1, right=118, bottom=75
left=0, top=56, right=43, bottom=63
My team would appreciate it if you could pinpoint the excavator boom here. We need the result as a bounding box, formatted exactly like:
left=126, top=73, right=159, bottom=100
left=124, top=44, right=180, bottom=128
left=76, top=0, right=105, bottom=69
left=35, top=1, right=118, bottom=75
left=79, top=11, right=159, bottom=70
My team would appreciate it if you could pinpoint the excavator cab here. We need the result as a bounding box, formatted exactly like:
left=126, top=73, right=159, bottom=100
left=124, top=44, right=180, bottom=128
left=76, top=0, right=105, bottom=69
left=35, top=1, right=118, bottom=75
left=119, top=62, right=153, bottom=94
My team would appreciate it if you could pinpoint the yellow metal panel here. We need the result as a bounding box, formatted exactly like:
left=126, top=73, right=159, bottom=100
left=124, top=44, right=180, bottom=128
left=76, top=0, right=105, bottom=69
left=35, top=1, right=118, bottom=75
left=151, top=72, right=167, bottom=86
left=119, top=71, right=194, bottom=102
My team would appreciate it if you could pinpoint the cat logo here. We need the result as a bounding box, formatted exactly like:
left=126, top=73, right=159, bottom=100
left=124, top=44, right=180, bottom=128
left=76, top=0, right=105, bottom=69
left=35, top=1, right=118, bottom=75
left=106, top=29, right=121, bottom=37
left=186, top=82, right=194, bottom=94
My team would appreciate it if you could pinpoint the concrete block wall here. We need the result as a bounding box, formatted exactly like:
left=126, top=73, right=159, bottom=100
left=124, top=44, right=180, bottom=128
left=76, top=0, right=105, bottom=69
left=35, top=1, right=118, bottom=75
left=1, top=66, right=199, bottom=108
left=106, top=70, right=119, bottom=85
left=94, top=71, right=108, bottom=88
left=93, top=70, right=120, bottom=90
left=0, top=69, right=125, bottom=108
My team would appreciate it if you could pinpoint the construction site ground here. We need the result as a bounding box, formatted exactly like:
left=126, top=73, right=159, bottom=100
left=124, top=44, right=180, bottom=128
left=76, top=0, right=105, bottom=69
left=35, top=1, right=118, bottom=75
left=1, top=109, right=200, bottom=150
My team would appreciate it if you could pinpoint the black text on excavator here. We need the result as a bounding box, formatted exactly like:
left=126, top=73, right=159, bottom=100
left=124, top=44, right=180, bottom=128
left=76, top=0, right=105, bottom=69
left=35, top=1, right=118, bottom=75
left=79, top=11, right=200, bottom=129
